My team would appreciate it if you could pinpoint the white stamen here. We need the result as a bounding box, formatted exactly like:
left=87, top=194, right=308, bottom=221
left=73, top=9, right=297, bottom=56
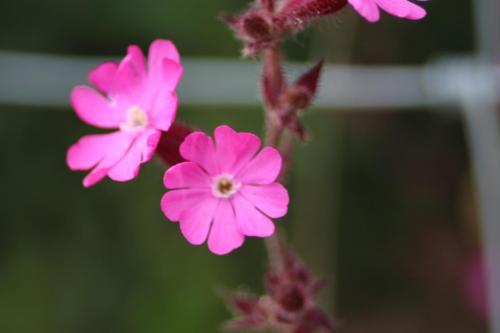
left=121, top=105, right=148, bottom=131
left=212, top=174, right=241, bottom=199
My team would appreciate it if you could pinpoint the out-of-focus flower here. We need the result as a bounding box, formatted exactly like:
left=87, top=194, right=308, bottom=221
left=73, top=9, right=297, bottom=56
left=347, top=0, right=426, bottom=22
left=464, top=252, right=488, bottom=322
left=67, top=39, right=183, bottom=187
left=161, top=125, right=289, bottom=255
left=225, top=243, right=334, bottom=332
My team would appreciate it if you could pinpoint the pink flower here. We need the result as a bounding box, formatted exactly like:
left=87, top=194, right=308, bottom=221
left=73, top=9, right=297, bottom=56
left=348, top=0, right=426, bottom=22
left=67, top=39, right=183, bottom=187
left=161, top=125, right=290, bottom=255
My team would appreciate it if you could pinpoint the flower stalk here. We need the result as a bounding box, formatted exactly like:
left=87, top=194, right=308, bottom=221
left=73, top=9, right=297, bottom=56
left=224, top=1, right=334, bottom=331
left=65, top=1, right=429, bottom=331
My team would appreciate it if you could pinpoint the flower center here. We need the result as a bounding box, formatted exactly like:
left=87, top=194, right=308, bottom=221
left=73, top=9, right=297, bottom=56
left=121, top=105, right=148, bottom=131
left=212, top=174, right=240, bottom=198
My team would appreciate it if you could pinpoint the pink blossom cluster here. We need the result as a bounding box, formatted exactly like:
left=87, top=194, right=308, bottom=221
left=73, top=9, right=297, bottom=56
left=67, top=40, right=289, bottom=255
left=67, top=1, right=427, bottom=255
left=65, top=3, right=430, bottom=332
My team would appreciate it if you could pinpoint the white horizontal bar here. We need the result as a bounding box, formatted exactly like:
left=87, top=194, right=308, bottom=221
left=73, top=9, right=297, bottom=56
left=0, top=50, right=461, bottom=110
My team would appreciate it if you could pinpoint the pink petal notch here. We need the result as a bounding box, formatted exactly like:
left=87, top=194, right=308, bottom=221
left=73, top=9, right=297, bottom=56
left=161, top=125, right=290, bottom=255
left=348, top=0, right=427, bottom=22
left=67, top=39, right=183, bottom=187
left=208, top=200, right=245, bottom=255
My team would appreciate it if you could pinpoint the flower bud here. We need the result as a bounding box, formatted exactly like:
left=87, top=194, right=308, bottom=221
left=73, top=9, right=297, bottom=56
left=223, top=10, right=276, bottom=56
left=286, top=59, right=324, bottom=111
left=155, top=122, right=193, bottom=166
left=242, top=12, right=273, bottom=41
left=280, top=286, right=306, bottom=312
left=285, top=85, right=312, bottom=110
left=225, top=0, right=348, bottom=55
left=277, top=0, right=348, bottom=31
left=224, top=243, right=334, bottom=332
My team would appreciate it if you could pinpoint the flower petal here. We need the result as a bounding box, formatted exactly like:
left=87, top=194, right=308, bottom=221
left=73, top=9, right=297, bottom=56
left=179, top=131, right=219, bottom=175
left=232, top=195, right=275, bottom=237
left=146, top=46, right=183, bottom=103
left=376, top=0, right=426, bottom=19
left=107, top=128, right=161, bottom=182
left=163, top=162, right=211, bottom=189
left=161, top=188, right=212, bottom=221
left=239, top=183, right=289, bottom=219
left=236, top=147, right=282, bottom=185
left=110, top=46, right=147, bottom=102
left=348, top=0, right=381, bottom=22
left=160, top=59, right=184, bottom=92
left=81, top=131, right=135, bottom=187
left=179, top=196, right=219, bottom=245
left=67, top=133, right=116, bottom=171
left=82, top=168, right=109, bottom=188
left=149, top=90, right=178, bottom=132
left=148, top=39, right=181, bottom=69
left=135, top=128, right=162, bottom=162
left=127, top=45, right=146, bottom=74
left=208, top=200, right=244, bottom=255
left=214, top=125, right=260, bottom=174
left=88, top=61, right=118, bottom=94
left=107, top=142, right=142, bottom=182
left=70, top=86, right=124, bottom=128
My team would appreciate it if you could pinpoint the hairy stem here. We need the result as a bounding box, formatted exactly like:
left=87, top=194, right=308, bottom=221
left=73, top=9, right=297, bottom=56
left=262, top=44, right=284, bottom=113
left=262, top=43, right=295, bottom=269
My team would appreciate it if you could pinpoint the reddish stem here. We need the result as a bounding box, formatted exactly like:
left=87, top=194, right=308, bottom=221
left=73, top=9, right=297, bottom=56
left=261, top=43, right=296, bottom=270
left=262, top=45, right=285, bottom=112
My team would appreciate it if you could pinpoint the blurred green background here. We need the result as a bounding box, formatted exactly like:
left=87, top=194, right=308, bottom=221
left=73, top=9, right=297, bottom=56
left=0, top=0, right=487, bottom=332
